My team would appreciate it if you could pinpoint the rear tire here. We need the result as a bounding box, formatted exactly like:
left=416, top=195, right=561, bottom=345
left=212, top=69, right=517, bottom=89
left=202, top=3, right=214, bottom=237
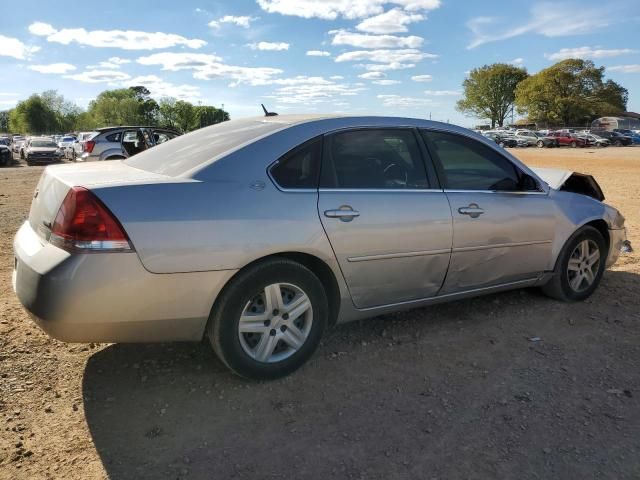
left=570, top=141, right=577, bottom=148
left=541, top=226, right=607, bottom=302
left=537, top=140, right=544, bottom=148
left=207, top=259, right=328, bottom=380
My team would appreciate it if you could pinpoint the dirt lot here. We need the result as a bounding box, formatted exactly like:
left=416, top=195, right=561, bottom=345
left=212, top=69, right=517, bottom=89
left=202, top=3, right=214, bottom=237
left=1, top=147, right=639, bottom=480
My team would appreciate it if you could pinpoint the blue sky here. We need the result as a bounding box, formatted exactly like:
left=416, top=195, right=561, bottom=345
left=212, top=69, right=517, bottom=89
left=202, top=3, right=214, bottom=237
left=1, top=0, right=639, bottom=126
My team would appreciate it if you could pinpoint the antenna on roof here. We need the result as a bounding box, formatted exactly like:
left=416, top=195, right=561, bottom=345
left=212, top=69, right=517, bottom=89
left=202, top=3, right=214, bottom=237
left=261, top=104, right=278, bottom=117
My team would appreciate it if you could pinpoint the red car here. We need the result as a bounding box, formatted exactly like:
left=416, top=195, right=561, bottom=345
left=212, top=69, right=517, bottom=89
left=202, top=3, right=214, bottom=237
left=548, top=131, right=587, bottom=147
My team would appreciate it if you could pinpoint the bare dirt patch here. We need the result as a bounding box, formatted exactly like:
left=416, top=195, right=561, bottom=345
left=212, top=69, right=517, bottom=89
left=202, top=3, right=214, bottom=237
left=1, top=147, right=639, bottom=480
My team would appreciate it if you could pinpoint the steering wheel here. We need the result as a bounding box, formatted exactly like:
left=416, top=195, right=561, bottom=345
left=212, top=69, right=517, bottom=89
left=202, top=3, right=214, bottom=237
left=383, top=162, right=409, bottom=186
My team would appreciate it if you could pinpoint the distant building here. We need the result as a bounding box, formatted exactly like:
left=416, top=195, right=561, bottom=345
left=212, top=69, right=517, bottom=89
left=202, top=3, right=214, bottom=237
left=591, top=112, right=640, bottom=131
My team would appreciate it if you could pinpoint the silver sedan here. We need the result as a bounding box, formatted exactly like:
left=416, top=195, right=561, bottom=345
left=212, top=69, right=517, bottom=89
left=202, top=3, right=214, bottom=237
left=13, top=115, right=631, bottom=379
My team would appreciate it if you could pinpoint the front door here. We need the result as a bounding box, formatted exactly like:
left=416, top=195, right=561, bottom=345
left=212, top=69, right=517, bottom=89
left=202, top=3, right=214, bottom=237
left=419, top=129, right=556, bottom=294
left=318, top=128, right=453, bottom=309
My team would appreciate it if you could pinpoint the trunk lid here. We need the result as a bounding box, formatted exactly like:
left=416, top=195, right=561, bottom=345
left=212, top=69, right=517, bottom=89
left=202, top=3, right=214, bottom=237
left=28, top=161, right=186, bottom=242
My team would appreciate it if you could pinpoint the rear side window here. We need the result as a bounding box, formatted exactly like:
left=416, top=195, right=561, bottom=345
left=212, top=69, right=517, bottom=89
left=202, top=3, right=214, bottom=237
left=320, top=129, right=428, bottom=189
left=105, top=132, right=121, bottom=142
left=270, top=137, right=321, bottom=189
left=421, top=130, right=521, bottom=191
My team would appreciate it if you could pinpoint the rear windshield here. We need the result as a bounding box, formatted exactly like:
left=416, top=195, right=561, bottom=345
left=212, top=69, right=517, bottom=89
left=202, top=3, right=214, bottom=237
left=125, top=118, right=286, bottom=176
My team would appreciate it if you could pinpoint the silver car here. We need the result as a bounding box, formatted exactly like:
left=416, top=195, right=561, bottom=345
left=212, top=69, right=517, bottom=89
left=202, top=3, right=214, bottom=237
left=13, top=115, right=631, bottom=379
left=76, top=126, right=180, bottom=162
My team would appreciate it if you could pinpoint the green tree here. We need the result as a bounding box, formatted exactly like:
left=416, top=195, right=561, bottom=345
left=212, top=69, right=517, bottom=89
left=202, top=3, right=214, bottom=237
left=0, top=111, right=9, bottom=132
left=173, top=100, right=198, bottom=132
left=456, top=63, right=529, bottom=128
left=196, top=105, right=229, bottom=128
left=8, top=94, right=58, bottom=134
left=515, top=59, right=628, bottom=126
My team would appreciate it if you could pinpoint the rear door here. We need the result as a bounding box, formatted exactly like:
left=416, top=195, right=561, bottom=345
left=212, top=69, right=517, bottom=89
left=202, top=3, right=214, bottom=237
left=318, top=128, right=453, bottom=309
left=420, top=129, right=555, bottom=294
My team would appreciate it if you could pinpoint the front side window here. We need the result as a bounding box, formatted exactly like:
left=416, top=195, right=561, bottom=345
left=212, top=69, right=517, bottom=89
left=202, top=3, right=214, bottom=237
left=270, top=137, right=322, bottom=189
left=421, top=130, right=522, bottom=191
left=321, top=129, right=428, bottom=189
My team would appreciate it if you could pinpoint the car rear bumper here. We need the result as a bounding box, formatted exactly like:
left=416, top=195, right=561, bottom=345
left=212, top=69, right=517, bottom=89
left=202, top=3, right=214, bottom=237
left=13, top=221, right=237, bottom=343
left=606, top=227, right=630, bottom=268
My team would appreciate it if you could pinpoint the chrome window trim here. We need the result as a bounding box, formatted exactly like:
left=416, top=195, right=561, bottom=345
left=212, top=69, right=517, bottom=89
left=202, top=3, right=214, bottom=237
left=319, top=188, right=444, bottom=193
left=444, top=189, right=548, bottom=196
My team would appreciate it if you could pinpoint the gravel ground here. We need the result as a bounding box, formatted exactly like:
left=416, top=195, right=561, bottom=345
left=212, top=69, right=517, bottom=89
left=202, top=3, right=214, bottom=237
left=1, top=147, right=639, bottom=480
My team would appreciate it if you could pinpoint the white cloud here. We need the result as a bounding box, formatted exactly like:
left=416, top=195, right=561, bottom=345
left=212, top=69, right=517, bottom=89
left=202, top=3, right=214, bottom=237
left=264, top=76, right=366, bottom=105
left=356, top=8, right=424, bottom=34
left=248, top=41, right=290, bottom=51
left=256, top=0, right=440, bottom=20
left=331, top=29, right=423, bottom=49
left=359, top=71, right=386, bottom=80
left=467, top=3, right=612, bottom=49
left=123, top=75, right=202, bottom=102
left=65, top=69, right=132, bottom=83
left=423, top=89, right=461, bottom=96
left=372, top=79, right=401, bottom=85
left=136, top=52, right=284, bottom=86
left=510, top=57, right=524, bottom=65
left=545, top=46, right=637, bottom=61
left=335, top=48, right=436, bottom=64
left=87, top=57, right=132, bottom=70
left=29, top=63, right=76, bottom=74
left=306, top=50, right=331, bottom=56
left=330, top=75, right=344, bottom=80
left=608, top=64, right=640, bottom=73
left=208, top=15, right=258, bottom=28
left=363, top=62, right=415, bottom=71
left=377, top=94, right=433, bottom=107
left=28, top=22, right=206, bottom=50
left=411, top=74, right=432, bottom=82
left=0, top=34, right=40, bottom=60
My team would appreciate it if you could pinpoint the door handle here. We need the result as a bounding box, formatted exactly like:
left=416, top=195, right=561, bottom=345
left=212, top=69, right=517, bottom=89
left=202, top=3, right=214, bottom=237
left=324, top=207, right=360, bottom=222
left=458, top=204, right=484, bottom=218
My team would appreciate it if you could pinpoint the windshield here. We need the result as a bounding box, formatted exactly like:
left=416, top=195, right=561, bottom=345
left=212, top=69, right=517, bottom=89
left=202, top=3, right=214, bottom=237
left=30, top=140, right=57, bottom=148
left=126, top=118, right=287, bottom=176
left=61, top=137, right=75, bottom=142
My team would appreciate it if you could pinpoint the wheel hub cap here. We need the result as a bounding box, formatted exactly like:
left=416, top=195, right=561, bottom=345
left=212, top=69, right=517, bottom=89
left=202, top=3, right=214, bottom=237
left=567, top=239, right=600, bottom=293
left=238, top=283, right=313, bottom=363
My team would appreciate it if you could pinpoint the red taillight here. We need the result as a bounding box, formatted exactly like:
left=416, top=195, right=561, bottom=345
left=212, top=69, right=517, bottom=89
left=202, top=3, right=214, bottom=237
left=83, top=140, right=95, bottom=153
left=50, top=186, right=132, bottom=252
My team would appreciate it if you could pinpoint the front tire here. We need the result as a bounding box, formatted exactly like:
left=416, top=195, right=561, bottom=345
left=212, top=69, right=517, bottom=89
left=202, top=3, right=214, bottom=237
left=541, top=226, right=607, bottom=302
left=207, top=259, right=328, bottom=380
left=570, top=141, right=577, bottom=148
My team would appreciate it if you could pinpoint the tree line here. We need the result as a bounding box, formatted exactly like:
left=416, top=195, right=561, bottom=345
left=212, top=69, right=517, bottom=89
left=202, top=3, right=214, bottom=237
left=456, top=59, right=628, bottom=128
left=1, top=86, right=229, bottom=135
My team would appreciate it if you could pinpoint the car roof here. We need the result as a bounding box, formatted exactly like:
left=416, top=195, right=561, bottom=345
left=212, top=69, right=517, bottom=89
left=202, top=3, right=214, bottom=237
left=95, top=126, right=181, bottom=134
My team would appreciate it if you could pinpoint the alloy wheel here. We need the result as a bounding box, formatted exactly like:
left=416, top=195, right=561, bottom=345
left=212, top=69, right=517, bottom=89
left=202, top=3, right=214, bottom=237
left=567, top=239, right=600, bottom=293
left=238, top=283, right=313, bottom=363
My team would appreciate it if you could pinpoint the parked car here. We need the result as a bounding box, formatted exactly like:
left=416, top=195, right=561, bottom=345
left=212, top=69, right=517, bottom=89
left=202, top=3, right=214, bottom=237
left=482, top=132, right=517, bottom=148
left=515, top=131, right=558, bottom=148
left=0, top=144, right=11, bottom=166
left=76, top=126, right=181, bottom=162
left=0, top=136, right=10, bottom=146
left=548, top=131, right=587, bottom=147
left=11, top=136, right=25, bottom=154
left=579, top=134, right=610, bottom=148
left=595, top=130, right=633, bottom=147
left=58, top=135, right=76, bottom=150
left=71, top=132, right=97, bottom=161
left=13, top=115, right=631, bottom=379
left=613, top=129, right=640, bottom=145
left=21, top=137, right=64, bottom=166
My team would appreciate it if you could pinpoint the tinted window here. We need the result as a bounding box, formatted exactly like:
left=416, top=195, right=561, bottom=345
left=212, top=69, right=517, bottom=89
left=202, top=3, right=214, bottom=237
left=270, top=137, right=321, bottom=189
left=321, top=129, right=428, bottom=189
left=105, top=132, right=121, bottom=142
left=421, top=130, right=521, bottom=191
